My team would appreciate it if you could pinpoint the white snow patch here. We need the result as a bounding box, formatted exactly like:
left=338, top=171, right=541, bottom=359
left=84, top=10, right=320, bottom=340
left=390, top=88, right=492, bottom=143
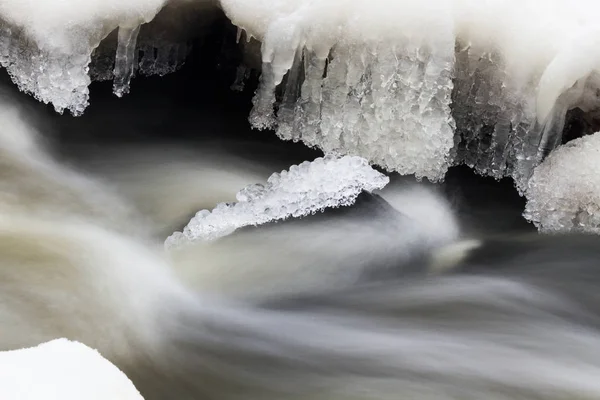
left=0, top=339, right=144, bottom=400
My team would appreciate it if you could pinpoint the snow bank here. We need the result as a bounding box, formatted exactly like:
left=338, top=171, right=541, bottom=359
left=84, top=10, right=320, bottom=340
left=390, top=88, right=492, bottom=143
left=524, top=131, right=600, bottom=234
left=0, top=339, right=143, bottom=400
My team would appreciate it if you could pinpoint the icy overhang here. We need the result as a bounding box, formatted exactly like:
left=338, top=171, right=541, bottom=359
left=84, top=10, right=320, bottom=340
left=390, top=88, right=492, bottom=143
left=0, top=0, right=217, bottom=115
left=1, top=0, right=600, bottom=189
left=220, top=0, right=600, bottom=187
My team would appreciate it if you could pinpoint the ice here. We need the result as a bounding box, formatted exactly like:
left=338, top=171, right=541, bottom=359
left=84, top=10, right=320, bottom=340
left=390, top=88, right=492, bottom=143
left=165, top=155, right=389, bottom=248
left=113, top=26, right=142, bottom=98
left=90, top=2, right=217, bottom=82
left=0, top=0, right=168, bottom=114
left=221, top=0, right=600, bottom=183
left=0, top=339, right=144, bottom=399
left=2, top=0, right=600, bottom=186
left=523, top=132, right=600, bottom=234
left=223, top=0, right=457, bottom=181
left=89, top=32, right=192, bottom=83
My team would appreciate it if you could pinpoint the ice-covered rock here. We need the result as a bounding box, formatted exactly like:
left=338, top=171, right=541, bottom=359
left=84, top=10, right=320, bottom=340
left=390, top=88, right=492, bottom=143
left=165, top=155, right=389, bottom=248
left=0, top=339, right=144, bottom=400
left=524, top=132, right=600, bottom=234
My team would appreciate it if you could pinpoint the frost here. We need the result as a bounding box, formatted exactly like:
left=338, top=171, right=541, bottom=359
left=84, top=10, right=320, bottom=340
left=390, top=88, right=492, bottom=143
left=524, top=132, right=600, bottom=234
left=0, top=339, right=144, bottom=399
left=165, top=155, right=389, bottom=248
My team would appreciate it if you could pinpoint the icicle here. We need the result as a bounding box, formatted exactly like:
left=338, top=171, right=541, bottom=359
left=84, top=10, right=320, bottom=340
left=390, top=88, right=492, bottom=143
left=320, top=47, right=350, bottom=153
left=155, top=45, right=173, bottom=76
left=249, top=15, right=303, bottom=131
left=249, top=62, right=278, bottom=130
left=113, top=25, right=141, bottom=98
left=138, top=44, right=156, bottom=75
left=230, top=64, right=251, bottom=92
left=276, top=48, right=304, bottom=140
left=340, top=46, right=370, bottom=157
left=293, top=50, right=327, bottom=147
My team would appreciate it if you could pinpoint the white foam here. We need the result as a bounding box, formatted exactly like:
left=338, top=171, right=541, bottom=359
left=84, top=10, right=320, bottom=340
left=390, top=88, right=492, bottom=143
left=524, top=132, right=600, bottom=233
left=377, top=182, right=460, bottom=247
left=0, top=339, right=144, bottom=400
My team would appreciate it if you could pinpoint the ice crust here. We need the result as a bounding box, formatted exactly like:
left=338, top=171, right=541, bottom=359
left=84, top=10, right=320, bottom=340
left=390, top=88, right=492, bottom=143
left=221, top=0, right=600, bottom=184
left=0, top=338, right=144, bottom=399
left=165, top=155, right=389, bottom=248
left=524, top=132, right=600, bottom=234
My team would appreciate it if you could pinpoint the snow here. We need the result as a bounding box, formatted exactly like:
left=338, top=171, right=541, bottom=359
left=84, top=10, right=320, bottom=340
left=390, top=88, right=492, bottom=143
left=524, top=132, right=600, bottom=234
left=165, top=155, right=389, bottom=248
left=0, top=339, right=144, bottom=400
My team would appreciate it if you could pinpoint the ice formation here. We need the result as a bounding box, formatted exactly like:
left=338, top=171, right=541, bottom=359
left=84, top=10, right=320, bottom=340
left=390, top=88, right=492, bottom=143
left=1, top=0, right=600, bottom=188
left=524, top=132, right=600, bottom=234
left=221, top=0, right=600, bottom=185
left=0, top=339, right=144, bottom=399
left=0, top=0, right=218, bottom=115
left=222, top=0, right=457, bottom=181
left=89, top=2, right=217, bottom=82
left=165, top=155, right=389, bottom=248
left=0, top=0, right=168, bottom=114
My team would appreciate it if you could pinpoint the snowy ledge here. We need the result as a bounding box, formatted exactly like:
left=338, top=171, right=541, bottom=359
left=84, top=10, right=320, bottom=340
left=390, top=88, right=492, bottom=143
left=1, top=1, right=600, bottom=193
